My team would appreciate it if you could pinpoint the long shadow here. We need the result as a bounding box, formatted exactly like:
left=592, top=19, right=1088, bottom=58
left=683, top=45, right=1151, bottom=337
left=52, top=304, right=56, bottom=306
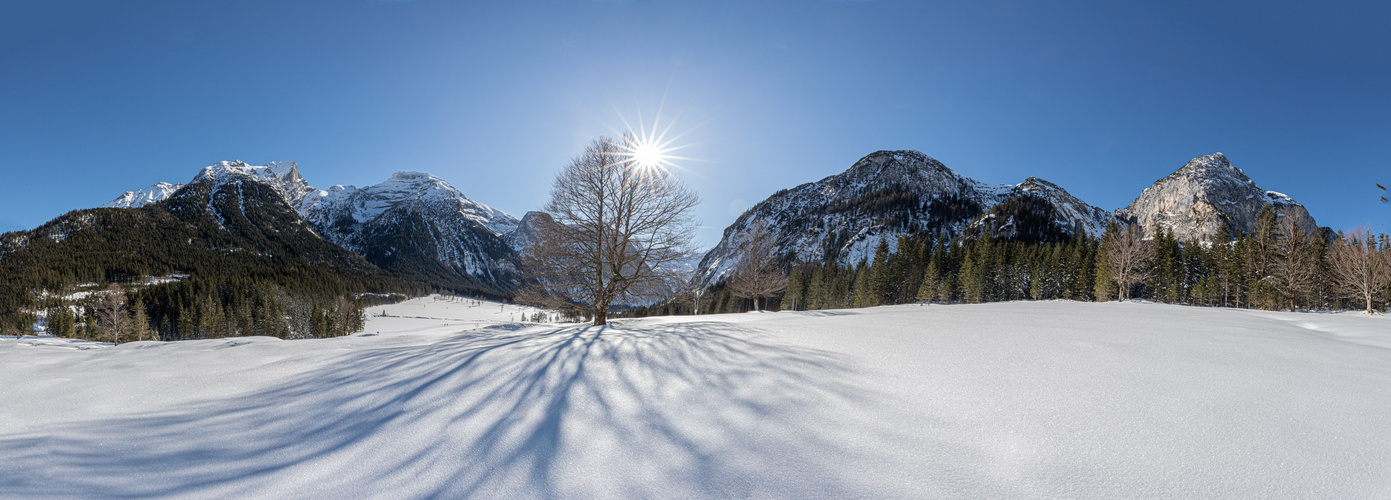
left=0, top=320, right=931, bottom=499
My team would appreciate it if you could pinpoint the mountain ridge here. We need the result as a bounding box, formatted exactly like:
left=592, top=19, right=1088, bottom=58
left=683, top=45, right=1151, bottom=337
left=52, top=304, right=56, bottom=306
left=692, top=150, right=1116, bottom=287
left=99, top=161, right=524, bottom=294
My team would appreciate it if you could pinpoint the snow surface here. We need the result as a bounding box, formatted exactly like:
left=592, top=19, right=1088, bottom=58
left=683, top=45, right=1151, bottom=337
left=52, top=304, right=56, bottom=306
left=2, top=299, right=1388, bottom=498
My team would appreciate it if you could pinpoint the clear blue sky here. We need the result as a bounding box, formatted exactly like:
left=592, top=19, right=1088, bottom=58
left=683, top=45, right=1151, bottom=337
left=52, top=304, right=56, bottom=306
left=3, top=0, right=1388, bottom=247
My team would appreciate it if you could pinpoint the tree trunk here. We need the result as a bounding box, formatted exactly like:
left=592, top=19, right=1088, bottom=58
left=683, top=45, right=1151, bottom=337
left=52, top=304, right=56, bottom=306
left=753, top=296, right=760, bottom=312
left=593, top=307, right=607, bottom=326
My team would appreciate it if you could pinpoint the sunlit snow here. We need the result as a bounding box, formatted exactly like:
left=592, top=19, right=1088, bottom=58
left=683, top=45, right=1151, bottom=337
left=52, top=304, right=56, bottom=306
left=2, top=299, right=1387, bottom=498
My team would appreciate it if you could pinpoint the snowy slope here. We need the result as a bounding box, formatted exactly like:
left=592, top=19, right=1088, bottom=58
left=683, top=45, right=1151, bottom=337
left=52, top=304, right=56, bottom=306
left=100, top=182, right=184, bottom=208
left=301, top=172, right=522, bottom=286
left=2, top=300, right=1386, bottom=498
left=694, top=151, right=1114, bottom=287
left=301, top=171, right=518, bottom=241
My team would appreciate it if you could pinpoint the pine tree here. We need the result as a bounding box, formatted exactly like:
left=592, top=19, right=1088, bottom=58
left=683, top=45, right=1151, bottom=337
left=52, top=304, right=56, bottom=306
left=867, top=239, right=892, bottom=306
left=853, top=260, right=873, bottom=308
left=959, top=242, right=986, bottom=304
left=129, top=299, right=152, bottom=342
left=1150, top=228, right=1182, bottom=303
left=916, top=239, right=945, bottom=303
left=780, top=265, right=806, bottom=311
left=1273, top=218, right=1320, bottom=310
left=46, top=306, right=76, bottom=337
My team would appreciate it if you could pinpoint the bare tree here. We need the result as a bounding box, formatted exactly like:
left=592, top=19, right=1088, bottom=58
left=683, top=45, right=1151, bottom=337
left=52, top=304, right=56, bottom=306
left=1327, top=227, right=1389, bottom=313
left=94, top=284, right=128, bottom=345
left=525, top=136, right=700, bottom=326
left=1104, top=224, right=1152, bottom=301
left=723, top=221, right=790, bottom=311
left=727, top=221, right=788, bottom=311
left=1272, top=218, right=1320, bottom=310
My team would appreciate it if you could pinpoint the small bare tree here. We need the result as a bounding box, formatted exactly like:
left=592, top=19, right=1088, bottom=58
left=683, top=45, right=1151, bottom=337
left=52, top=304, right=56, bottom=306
left=525, top=136, right=700, bottom=326
left=727, top=221, right=788, bottom=311
left=1105, top=224, right=1152, bottom=301
left=94, top=284, right=128, bottom=345
left=1327, top=227, right=1389, bottom=314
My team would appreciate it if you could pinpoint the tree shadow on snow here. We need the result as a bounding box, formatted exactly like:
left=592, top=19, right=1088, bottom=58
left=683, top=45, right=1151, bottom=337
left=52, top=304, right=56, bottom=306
left=0, top=320, right=932, bottom=499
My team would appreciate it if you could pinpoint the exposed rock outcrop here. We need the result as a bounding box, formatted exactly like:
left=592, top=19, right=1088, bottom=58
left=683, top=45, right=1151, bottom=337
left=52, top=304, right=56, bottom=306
left=1116, top=153, right=1318, bottom=241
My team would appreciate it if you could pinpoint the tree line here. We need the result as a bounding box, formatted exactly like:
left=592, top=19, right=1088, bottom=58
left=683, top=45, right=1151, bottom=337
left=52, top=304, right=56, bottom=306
left=627, top=206, right=1390, bottom=317
left=0, top=197, right=423, bottom=339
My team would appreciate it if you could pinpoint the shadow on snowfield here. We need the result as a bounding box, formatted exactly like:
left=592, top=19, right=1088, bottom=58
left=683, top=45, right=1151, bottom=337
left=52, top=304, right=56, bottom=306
left=1, top=321, right=922, bottom=498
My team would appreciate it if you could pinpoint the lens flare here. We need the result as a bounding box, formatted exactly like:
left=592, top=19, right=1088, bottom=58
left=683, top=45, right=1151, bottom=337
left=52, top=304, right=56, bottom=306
left=604, top=102, right=700, bottom=178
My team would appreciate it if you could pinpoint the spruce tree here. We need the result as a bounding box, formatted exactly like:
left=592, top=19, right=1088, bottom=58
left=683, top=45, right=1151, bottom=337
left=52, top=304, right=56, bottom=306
left=868, top=239, right=892, bottom=306
left=853, top=260, right=873, bottom=308
left=916, top=239, right=945, bottom=303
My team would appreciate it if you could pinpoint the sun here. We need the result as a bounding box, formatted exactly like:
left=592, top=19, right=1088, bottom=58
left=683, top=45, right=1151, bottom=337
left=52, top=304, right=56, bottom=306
left=628, top=138, right=667, bottom=170
left=606, top=105, right=698, bottom=176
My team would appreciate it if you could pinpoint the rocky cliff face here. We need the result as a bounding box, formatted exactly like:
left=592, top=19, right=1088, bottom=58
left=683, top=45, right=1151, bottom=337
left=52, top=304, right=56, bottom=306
left=1116, top=153, right=1318, bottom=241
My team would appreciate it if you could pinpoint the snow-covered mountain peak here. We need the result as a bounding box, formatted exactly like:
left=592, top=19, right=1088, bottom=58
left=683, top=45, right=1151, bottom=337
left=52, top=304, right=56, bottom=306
left=190, top=160, right=316, bottom=209
left=388, top=170, right=436, bottom=181
left=1017, top=176, right=1060, bottom=192
left=835, top=150, right=953, bottom=185
left=1164, top=152, right=1258, bottom=189
left=369, top=171, right=465, bottom=201
left=101, top=182, right=184, bottom=209
left=298, top=170, right=521, bottom=281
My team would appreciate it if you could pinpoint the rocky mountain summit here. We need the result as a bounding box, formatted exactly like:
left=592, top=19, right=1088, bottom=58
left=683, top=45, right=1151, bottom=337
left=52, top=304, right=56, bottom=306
left=1115, top=153, right=1318, bottom=242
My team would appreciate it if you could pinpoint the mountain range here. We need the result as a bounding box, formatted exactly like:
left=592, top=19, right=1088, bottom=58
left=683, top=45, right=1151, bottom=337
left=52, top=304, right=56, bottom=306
left=690, top=151, right=1319, bottom=287
left=99, top=161, right=523, bottom=295
left=19, top=150, right=1320, bottom=296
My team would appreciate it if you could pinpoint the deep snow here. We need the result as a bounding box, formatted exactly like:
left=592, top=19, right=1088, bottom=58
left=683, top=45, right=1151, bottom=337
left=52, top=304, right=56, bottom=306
left=1, top=298, right=1388, bottom=498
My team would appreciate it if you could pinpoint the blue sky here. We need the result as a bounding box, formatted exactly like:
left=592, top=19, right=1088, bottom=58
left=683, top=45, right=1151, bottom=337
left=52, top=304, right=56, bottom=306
left=2, top=0, right=1388, bottom=246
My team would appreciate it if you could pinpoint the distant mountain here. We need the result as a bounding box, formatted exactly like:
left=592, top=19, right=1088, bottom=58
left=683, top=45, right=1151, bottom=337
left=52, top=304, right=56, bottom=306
left=1116, top=153, right=1319, bottom=242
left=301, top=171, right=522, bottom=292
left=693, top=150, right=1114, bottom=287
left=97, top=161, right=524, bottom=295
left=503, top=211, right=551, bottom=254
left=0, top=164, right=395, bottom=294
left=102, top=182, right=184, bottom=208
left=0, top=163, right=422, bottom=338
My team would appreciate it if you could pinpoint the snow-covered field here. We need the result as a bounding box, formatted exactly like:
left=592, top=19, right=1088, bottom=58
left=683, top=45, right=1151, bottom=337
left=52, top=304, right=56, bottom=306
left=2, top=298, right=1388, bottom=498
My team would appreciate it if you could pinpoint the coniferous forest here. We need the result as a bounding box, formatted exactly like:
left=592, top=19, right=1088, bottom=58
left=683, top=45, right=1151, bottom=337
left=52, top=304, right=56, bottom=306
left=4, top=180, right=1388, bottom=340
left=0, top=182, right=436, bottom=340
left=628, top=206, right=1391, bottom=318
